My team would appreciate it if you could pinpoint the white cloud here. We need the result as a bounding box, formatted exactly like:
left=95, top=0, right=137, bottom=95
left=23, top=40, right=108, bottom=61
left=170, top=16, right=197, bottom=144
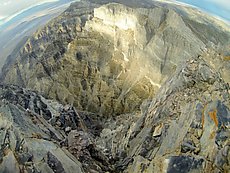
left=0, top=15, right=7, bottom=20
left=0, top=0, right=59, bottom=17
left=203, top=0, right=230, bottom=11
left=0, top=0, right=12, bottom=7
left=208, top=0, right=230, bottom=8
left=3, top=1, right=12, bottom=6
left=0, top=0, right=59, bottom=25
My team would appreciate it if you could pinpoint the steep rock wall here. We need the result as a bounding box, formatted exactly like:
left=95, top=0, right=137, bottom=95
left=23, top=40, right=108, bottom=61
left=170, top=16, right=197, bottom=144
left=1, top=0, right=229, bottom=116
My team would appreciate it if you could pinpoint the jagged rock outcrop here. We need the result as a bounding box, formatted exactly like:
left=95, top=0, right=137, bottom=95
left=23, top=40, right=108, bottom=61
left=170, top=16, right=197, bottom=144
left=95, top=54, right=230, bottom=172
left=0, top=84, right=85, bottom=173
left=0, top=84, right=115, bottom=172
left=1, top=0, right=229, bottom=116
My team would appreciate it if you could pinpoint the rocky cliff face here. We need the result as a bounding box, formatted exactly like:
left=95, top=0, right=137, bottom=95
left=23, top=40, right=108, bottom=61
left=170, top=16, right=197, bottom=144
left=0, top=53, right=229, bottom=173
left=1, top=0, right=229, bottom=116
left=107, top=54, right=230, bottom=172
left=0, top=0, right=230, bottom=173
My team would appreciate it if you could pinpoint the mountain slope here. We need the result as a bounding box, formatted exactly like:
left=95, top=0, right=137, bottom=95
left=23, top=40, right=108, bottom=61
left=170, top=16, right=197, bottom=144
left=0, top=53, right=229, bottom=173
left=115, top=54, right=230, bottom=172
left=1, top=0, right=229, bottom=116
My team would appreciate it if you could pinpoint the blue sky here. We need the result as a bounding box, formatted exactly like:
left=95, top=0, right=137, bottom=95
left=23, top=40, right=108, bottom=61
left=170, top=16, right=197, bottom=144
left=175, top=0, right=230, bottom=22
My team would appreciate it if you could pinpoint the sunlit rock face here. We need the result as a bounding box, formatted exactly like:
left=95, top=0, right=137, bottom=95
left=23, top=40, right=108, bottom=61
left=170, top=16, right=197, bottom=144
left=94, top=4, right=138, bottom=30
left=1, top=0, right=230, bottom=117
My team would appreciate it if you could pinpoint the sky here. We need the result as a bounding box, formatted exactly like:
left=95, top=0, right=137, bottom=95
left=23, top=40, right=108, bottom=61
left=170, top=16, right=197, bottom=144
left=0, top=0, right=77, bottom=26
left=174, top=0, right=230, bottom=22
left=0, top=0, right=58, bottom=21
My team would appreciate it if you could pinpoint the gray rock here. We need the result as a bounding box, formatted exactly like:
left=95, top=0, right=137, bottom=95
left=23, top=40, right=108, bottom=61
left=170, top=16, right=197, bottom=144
left=0, top=85, right=85, bottom=173
left=166, top=155, right=204, bottom=173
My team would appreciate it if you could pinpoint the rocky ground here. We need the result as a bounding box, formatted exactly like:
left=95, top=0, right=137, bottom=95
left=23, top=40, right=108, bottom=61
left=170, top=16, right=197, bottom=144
left=0, top=0, right=229, bottom=173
